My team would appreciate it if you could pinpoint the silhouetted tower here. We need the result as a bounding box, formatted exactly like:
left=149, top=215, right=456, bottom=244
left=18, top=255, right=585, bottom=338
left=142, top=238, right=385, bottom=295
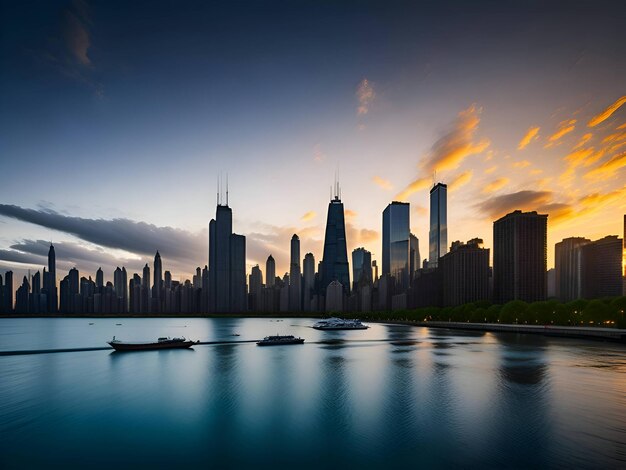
left=303, top=253, right=315, bottom=311
left=289, top=234, right=302, bottom=311
left=321, top=181, right=350, bottom=296
left=153, top=251, right=163, bottom=312
left=266, top=255, right=276, bottom=288
left=47, top=244, right=57, bottom=312
left=95, top=267, right=104, bottom=289
left=382, top=202, right=410, bottom=292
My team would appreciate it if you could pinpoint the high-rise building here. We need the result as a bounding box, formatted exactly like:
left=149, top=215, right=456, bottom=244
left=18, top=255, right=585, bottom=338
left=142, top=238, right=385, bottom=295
left=555, top=237, right=590, bottom=301
left=266, top=255, right=276, bottom=288
left=429, top=182, right=448, bottom=268
left=352, top=247, right=372, bottom=290
left=303, top=252, right=315, bottom=311
left=95, top=267, right=104, bottom=289
left=249, top=265, right=263, bottom=297
left=207, top=183, right=247, bottom=313
left=581, top=235, right=623, bottom=299
left=493, top=210, right=547, bottom=303
left=289, top=234, right=302, bottom=311
left=321, top=185, right=350, bottom=296
left=325, top=280, right=344, bottom=312
left=153, top=251, right=163, bottom=312
left=15, top=276, right=30, bottom=314
left=409, top=233, right=420, bottom=283
left=47, top=244, right=57, bottom=312
left=382, top=202, right=410, bottom=292
left=440, top=238, right=490, bottom=307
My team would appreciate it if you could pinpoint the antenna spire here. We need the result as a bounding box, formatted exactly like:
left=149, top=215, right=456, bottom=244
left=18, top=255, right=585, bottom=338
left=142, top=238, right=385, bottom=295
left=226, top=173, right=229, bottom=206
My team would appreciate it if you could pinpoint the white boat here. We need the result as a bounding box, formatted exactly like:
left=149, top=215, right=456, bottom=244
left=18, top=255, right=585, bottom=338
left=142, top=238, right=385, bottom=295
left=312, top=317, right=369, bottom=330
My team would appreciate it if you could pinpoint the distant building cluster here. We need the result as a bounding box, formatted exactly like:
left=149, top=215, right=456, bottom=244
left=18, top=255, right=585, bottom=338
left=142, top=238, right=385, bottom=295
left=1, top=187, right=624, bottom=315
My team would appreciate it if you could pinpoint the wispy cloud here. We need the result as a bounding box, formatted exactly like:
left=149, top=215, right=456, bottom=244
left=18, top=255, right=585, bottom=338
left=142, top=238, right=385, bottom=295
left=301, top=211, right=316, bottom=222
left=584, top=152, right=626, bottom=180
left=356, top=79, right=375, bottom=115
left=517, top=126, right=540, bottom=150
left=547, top=119, right=577, bottom=144
left=421, top=104, right=490, bottom=173
left=573, top=133, right=593, bottom=150
left=64, top=10, right=91, bottom=66
left=482, top=177, right=510, bottom=194
left=372, top=176, right=393, bottom=190
left=395, top=177, right=430, bottom=201
left=512, top=160, right=531, bottom=169
left=484, top=166, right=497, bottom=174
left=396, top=105, right=489, bottom=201
left=448, top=171, right=473, bottom=192
left=588, top=96, right=626, bottom=127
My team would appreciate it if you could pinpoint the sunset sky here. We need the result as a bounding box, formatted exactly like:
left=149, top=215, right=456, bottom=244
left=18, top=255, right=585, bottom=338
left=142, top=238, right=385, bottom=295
left=1, top=0, right=625, bottom=283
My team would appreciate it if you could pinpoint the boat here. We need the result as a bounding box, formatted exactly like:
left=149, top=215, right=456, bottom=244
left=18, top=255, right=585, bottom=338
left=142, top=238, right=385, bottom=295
left=108, top=336, right=197, bottom=351
left=312, top=317, right=369, bottom=330
left=257, top=335, right=305, bottom=346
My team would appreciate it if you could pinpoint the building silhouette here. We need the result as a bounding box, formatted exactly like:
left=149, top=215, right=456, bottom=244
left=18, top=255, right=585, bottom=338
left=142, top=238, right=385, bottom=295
left=581, top=235, right=623, bottom=299
left=325, top=280, right=344, bottom=312
left=266, top=255, right=275, bottom=288
left=289, top=234, right=302, bottom=311
left=555, top=237, right=590, bottom=301
left=440, top=238, right=489, bottom=306
left=321, top=183, right=350, bottom=298
left=429, top=182, right=448, bottom=268
left=352, top=247, right=372, bottom=290
left=382, top=202, right=410, bottom=292
left=303, top=252, right=315, bottom=311
left=153, top=251, right=163, bottom=312
left=493, top=210, right=547, bottom=303
left=409, top=233, right=420, bottom=284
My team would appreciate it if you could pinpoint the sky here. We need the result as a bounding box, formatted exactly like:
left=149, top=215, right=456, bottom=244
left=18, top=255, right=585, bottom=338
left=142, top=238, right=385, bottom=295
left=1, top=0, right=625, bottom=285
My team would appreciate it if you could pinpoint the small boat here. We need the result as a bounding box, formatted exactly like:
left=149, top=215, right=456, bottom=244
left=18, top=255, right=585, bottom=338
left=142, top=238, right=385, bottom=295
left=116, top=323, right=122, bottom=326
left=231, top=333, right=240, bottom=337
left=257, top=335, right=305, bottom=346
left=89, top=322, right=94, bottom=325
left=312, top=317, right=369, bottom=330
left=108, top=336, right=197, bottom=351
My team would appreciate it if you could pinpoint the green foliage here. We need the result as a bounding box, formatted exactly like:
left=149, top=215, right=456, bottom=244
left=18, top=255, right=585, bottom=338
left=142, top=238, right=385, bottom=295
left=374, top=296, right=626, bottom=328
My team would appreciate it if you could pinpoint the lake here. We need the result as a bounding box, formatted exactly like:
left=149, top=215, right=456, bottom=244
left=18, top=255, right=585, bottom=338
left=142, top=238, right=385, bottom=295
left=1, top=317, right=625, bottom=468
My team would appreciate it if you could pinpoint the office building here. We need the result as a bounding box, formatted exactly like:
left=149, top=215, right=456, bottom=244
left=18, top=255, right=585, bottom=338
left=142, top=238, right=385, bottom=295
left=321, top=184, right=350, bottom=296
left=581, top=235, right=623, bottom=299
left=429, top=182, right=448, bottom=268
left=440, top=238, right=490, bottom=306
left=382, top=202, right=410, bottom=292
left=555, top=237, right=590, bottom=301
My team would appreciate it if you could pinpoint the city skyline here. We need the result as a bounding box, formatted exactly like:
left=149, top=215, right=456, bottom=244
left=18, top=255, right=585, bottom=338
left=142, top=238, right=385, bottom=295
left=1, top=1, right=626, bottom=282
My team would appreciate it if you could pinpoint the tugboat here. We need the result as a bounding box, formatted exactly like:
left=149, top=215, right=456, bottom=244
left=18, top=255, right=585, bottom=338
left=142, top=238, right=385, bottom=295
left=257, top=335, right=305, bottom=346
left=108, top=336, right=197, bottom=351
left=312, top=317, right=369, bottom=330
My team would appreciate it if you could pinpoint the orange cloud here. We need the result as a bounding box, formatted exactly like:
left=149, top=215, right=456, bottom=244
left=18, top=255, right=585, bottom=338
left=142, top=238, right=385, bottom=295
left=547, top=119, right=577, bottom=143
left=301, top=211, right=316, bottom=222
left=601, top=131, right=626, bottom=145
left=529, top=169, right=543, bottom=175
left=372, top=176, right=393, bottom=190
left=573, top=133, right=593, bottom=150
left=449, top=170, right=473, bottom=191
left=584, top=152, right=626, bottom=180
left=482, top=177, right=510, bottom=194
left=395, top=177, right=430, bottom=201
left=587, top=96, right=626, bottom=127
left=513, top=160, right=531, bottom=169
left=476, top=190, right=553, bottom=219
left=517, top=126, right=540, bottom=150
left=356, top=79, right=375, bottom=115
left=421, top=104, right=490, bottom=173
left=414, top=205, right=428, bottom=216
left=344, top=209, right=358, bottom=220
left=484, top=166, right=497, bottom=174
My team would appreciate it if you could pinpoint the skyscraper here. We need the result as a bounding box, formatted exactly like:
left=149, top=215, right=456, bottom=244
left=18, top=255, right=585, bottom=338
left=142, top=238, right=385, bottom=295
left=95, top=267, right=104, bottom=289
left=409, top=233, right=420, bottom=283
left=429, top=182, right=448, bottom=267
left=352, top=247, right=372, bottom=290
left=47, top=244, right=57, bottom=313
left=266, top=255, right=276, bottom=288
left=208, top=184, right=247, bottom=313
left=153, top=251, right=163, bottom=312
left=440, top=238, right=490, bottom=306
left=303, top=252, right=315, bottom=311
left=289, top=234, right=302, bottom=311
left=555, top=237, right=590, bottom=301
left=493, top=210, right=547, bottom=303
left=581, top=235, right=623, bottom=299
left=321, top=184, right=350, bottom=296
left=382, top=202, right=410, bottom=292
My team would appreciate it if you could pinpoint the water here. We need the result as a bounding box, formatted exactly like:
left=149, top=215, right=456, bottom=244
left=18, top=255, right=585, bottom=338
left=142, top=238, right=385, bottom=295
left=1, top=318, right=625, bottom=469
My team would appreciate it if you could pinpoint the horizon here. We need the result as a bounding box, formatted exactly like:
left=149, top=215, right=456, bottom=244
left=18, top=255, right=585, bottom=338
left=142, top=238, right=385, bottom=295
left=1, top=0, right=625, bottom=283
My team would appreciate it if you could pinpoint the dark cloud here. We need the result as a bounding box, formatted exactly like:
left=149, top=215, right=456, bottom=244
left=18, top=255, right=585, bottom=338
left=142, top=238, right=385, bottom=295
left=475, top=190, right=553, bottom=219
left=0, top=204, right=207, bottom=269
left=0, top=249, right=46, bottom=266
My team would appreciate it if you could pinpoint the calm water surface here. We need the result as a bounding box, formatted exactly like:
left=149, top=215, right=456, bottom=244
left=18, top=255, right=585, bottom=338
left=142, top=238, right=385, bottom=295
left=1, top=318, right=625, bottom=469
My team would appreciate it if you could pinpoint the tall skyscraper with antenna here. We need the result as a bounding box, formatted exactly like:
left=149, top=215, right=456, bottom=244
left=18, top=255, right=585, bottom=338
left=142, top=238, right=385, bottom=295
left=208, top=174, right=247, bottom=312
left=321, top=180, right=350, bottom=298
